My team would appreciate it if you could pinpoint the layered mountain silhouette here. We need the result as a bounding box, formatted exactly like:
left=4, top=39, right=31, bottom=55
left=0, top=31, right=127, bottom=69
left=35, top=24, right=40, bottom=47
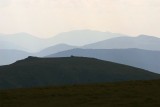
left=1, top=32, right=160, bottom=52
left=48, top=48, right=160, bottom=74
left=0, top=56, right=160, bottom=89
left=0, top=30, right=120, bottom=52
left=0, top=33, right=46, bottom=52
left=1, top=31, right=160, bottom=71
left=0, top=44, right=76, bottom=65
left=36, top=44, right=77, bottom=57
left=83, top=35, right=160, bottom=51
left=0, top=49, right=31, bottom=66
left=37, top=34, right=160, bottom=57
left=51, top=30, right=124, bottom=46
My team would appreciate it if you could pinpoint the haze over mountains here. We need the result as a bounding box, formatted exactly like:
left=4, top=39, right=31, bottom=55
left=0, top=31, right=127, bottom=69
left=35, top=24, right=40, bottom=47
left=0, top=56, right=159, bottom=89
left=1, top=30, right=160, bottom=53
left=83, top=35, right=160, bottom=51
left=0, top=40, right=25, bottom=50
left=0, top=49, right=31, bottom=65
left=0, top=30, right=120, bottom=52
left=1, top=30, right=160, bottom=75
left=0, top=33, right=46, bottom=52
left=51, top=30, right=124, bottom=46
left=36, top=44, right=76, bottom=57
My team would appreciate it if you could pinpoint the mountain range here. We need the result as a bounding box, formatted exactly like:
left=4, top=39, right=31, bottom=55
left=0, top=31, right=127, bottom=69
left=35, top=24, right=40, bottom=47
left=83, top=35, right=160, bottom=51
left=51, top=30, right=124, bottom=46
left=0, top=30, right=120, bottom=52
left=38, top=34, right=160, bottom=57
left=0, top=32, right=45, bottom=52
left=1, top=30, right=160, bottom=75
left=0, top=56, right=159, bottom=89
left=36, top=44, right=76, bottom=57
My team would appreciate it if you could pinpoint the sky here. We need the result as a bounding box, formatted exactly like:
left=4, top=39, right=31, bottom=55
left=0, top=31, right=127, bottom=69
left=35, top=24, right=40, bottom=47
left=0, top=0, right=160, bottom=38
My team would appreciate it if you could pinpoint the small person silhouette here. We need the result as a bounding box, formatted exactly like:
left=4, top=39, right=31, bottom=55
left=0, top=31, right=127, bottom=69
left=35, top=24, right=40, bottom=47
left=70, top=55, right=74, bottom=58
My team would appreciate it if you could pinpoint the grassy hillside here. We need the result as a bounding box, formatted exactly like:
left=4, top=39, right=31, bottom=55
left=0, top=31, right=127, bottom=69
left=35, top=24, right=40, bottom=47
left=0, top=56, right=160, bottom=89
left=0, top=80, right=160, bottom=107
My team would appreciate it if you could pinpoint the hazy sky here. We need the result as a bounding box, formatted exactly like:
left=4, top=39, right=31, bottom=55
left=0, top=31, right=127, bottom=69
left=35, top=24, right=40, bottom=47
left=0, top=0, right=160, bottom=38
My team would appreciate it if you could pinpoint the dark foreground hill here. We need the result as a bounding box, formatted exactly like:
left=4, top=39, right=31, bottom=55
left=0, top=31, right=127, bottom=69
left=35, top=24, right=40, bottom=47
left=0, top=56, right=160, bottom=89
left=1, top=79, right=160, bottom=107
left=48, top=48, right=160, bottom=73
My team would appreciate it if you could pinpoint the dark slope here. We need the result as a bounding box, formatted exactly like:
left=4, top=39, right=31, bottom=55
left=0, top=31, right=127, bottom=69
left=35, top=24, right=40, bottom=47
left=1, top=80, right=160, bottom=107
left=48, top=48, right=160, bottom=73
left=0, top=57, right=160, bottom=89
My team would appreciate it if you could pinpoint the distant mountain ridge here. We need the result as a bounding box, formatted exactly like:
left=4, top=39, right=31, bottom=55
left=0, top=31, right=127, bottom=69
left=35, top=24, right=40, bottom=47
left=83, top=35, right=160, bottom=51
left=1, top=31, right=160, bottom=52
left=0, top=30, right=121, bottom=52
left=0, top=33, right=46, bottom=52
left=36, top=44, right=77, bottom=57
left=0, top=56, right=159, bottom=89
left=51, top=30, right=125, bottom=46
left=1, top=31, right=160, bottom=66
left=48, top=48, right=160, bottom=74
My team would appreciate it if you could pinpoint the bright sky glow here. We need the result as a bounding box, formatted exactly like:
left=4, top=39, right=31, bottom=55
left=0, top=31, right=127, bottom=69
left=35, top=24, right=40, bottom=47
left=0, top=0, right=160, bottom=38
